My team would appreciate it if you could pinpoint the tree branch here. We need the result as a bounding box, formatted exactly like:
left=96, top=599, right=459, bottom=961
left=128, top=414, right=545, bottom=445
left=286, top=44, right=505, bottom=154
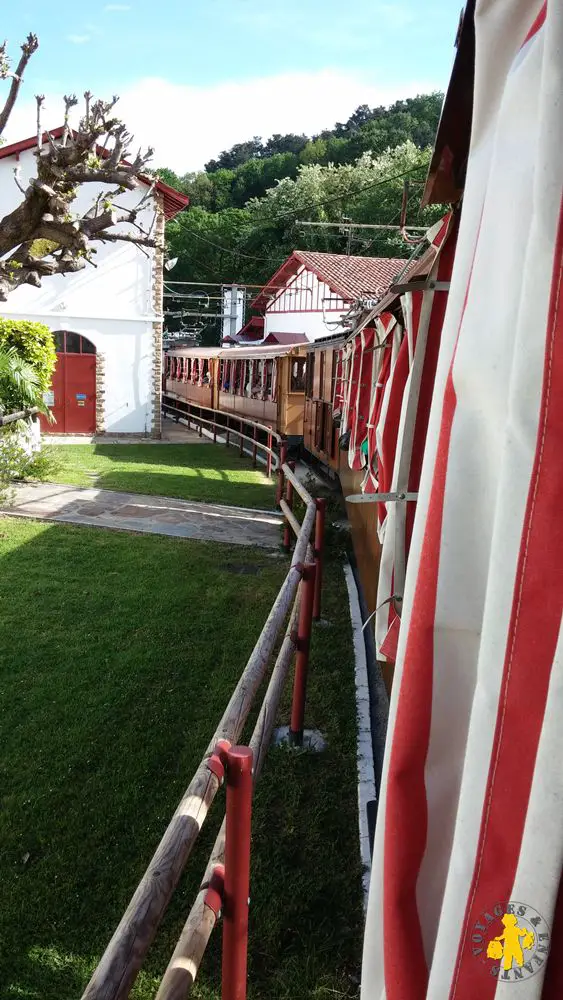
left=0, top=34, right=38, bottom=137
left=0, top=78, right=160, bottom=301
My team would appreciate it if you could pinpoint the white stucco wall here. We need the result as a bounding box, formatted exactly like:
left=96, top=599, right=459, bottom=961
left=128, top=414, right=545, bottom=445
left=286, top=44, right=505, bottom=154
left=263, top=265, right=349, bottom=342
left=264, top=309, right=348, bottom=341
left=0, top=145, right=160, bottom=433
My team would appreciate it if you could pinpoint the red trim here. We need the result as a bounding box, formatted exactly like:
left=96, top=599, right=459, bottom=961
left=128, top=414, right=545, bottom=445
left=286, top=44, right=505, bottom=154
left=0, top=126, right=189, bottom=220
left=449, top=195, right=563, bottom=999
left=383, top=218, right=481, bottom=1000
left=520, top=1, right=546, bottom=49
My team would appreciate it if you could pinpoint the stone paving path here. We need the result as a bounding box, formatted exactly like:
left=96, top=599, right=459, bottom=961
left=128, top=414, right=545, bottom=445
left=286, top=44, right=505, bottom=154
left=2, top=483, right=283, bottom=548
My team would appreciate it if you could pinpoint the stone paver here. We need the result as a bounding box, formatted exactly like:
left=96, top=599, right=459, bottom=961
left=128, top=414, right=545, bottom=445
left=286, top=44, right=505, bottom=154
left=2, top=483, right=283, bottom=548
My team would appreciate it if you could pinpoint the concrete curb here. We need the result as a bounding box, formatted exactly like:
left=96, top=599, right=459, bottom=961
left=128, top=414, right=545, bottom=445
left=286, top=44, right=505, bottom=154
left=344, top=561, right=376, bottom=909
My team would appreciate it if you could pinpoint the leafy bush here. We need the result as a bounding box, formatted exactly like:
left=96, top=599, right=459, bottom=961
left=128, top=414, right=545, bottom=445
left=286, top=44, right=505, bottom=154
left=0, top=430, right=60, bottom=504
left=0, top=319, right=56, bottom=410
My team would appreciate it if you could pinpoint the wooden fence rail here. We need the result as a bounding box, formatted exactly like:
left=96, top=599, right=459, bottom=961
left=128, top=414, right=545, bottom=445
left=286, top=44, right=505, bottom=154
left=162, top=398, right=281, bottom=476
left=81, top=468, right=322, bottom=1000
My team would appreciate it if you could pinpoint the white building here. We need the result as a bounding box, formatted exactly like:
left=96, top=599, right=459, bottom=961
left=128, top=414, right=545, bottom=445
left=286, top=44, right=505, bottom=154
left=250, top=250, right=409, bottom=344
left=0, top=128, right=189, bottom=436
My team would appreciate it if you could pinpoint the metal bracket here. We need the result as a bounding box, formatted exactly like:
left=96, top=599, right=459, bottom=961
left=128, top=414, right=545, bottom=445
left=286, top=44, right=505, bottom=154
left=203, top=864, right=225, bottom=917
left=390, top=279, right=451, bottom=294
left=346, top=492, right=418, bottom=504
left=207, top=739, right=231, bottom=783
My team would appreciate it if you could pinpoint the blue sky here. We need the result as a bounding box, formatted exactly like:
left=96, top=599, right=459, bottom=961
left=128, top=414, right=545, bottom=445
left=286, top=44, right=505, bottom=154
left=2, top=0, right=460, bottom=171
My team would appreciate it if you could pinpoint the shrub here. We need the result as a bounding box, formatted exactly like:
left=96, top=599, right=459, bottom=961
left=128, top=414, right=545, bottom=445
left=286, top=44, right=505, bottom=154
left=0, top=429, right=60, bottom=504
left=0, top=319, right=56, bottom=404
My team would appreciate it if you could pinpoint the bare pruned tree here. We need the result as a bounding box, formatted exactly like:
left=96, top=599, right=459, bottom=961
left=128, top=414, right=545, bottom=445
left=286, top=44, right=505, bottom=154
left=0, top=35, right=161, bottom=302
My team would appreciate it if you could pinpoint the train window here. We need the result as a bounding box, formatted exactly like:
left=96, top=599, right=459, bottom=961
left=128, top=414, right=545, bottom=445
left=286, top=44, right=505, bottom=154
left=290, top=358, right=306, bottom=393
left=319, top=352, right=326, bottom=398
left=202, top=359, right=210, bottom=384
left=265, top=360, right=273, bottom=399
left=305, top=353, right=314, bottom=398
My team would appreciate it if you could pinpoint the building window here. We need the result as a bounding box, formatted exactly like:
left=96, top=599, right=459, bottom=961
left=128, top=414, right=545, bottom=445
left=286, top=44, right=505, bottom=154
left=54, top=331, right=96, bottom=354
left=290, top=358, right=306, bottom=393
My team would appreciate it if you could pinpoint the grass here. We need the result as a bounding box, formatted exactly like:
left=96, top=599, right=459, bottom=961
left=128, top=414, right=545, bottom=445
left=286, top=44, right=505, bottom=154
left=0, top=517, right=363, bottom=1000
left=44, top=444, right=275, bottom=510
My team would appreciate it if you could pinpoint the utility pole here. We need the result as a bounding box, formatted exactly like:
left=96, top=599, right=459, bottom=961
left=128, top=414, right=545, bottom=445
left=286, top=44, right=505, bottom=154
left=229, top=283, right=239, bottom=340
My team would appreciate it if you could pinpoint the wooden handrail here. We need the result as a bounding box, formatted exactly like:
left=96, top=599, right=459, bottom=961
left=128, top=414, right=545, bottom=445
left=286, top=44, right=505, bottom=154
left=155, top=595, right=303, bottom=1000
left=81, top=485, right=318, bottom=1000
left=0, top=406, right=40, bottom=427
left=162, top=396, right=282, bottom=445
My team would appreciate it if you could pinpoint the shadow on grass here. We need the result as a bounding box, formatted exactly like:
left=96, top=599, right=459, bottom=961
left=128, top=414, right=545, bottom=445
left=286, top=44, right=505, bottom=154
left=46, top=444, right=276, bottom=511
left=0, top=519, right=362, bottom=1000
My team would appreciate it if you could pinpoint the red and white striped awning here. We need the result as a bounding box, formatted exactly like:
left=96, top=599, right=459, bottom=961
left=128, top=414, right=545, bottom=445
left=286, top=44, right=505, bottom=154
left=362, top=3, right=563, bottom=999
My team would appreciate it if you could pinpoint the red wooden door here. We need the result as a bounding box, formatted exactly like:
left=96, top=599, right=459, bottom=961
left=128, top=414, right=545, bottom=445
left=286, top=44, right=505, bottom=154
left=64, top=354, right=96, bottom=433
left=42, top=352, right=96, bottom=434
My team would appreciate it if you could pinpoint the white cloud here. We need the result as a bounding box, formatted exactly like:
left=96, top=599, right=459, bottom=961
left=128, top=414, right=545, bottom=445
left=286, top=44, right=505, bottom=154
left=4, top=69, right=439, bottom=173
left=66, top=34, right=91, bottom=44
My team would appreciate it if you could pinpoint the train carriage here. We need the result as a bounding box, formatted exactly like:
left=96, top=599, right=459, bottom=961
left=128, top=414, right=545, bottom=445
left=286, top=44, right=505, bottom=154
left=164, top=343, right=307, bottom=443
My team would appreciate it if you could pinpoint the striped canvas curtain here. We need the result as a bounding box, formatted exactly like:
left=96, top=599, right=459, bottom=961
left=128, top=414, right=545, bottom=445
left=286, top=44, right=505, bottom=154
left=362, top=3, right=563, bottom=998
left=348, top=328, right=376, bottom=471
left=375, top=218, right=457, bottom=662
left=362, top=313, right=399, bottom=496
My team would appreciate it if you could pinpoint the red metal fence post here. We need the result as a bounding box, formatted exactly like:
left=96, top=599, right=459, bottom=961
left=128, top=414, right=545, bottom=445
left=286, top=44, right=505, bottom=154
left=283, top=460, right=295, bottom=553
left=276, top=441, right=288, bottom=505
left=266, top=432, right=272, bottom=478
left=222, top=746, right=253, bottom=1000
left=289, top=562, right=316, bottom=746
left=313, top=498, right=326, bottom=621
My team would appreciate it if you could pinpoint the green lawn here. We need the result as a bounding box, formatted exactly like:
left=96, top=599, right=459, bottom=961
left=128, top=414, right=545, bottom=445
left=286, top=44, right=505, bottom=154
left=44, top=444, right=275, bottom=509
left=0, top=517, right=363, bottom=1000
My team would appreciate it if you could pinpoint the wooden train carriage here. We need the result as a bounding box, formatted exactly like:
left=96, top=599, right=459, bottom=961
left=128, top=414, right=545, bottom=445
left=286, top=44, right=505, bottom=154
left=164, top=347, right=218, bottom=410
left=165, top=344, right=307, bottom=440
left=303, top=332, right=385, bottom=621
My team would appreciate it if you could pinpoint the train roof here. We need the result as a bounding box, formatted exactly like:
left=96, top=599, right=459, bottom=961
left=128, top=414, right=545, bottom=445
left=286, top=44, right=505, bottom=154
left=166, top=343, right=306, bottom=361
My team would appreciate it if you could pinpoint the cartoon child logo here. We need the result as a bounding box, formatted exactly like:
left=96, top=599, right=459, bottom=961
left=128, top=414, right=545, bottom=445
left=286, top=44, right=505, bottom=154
left=471, top=902, right=550, bottom=982
left=486, top=913, right=535, bottom=971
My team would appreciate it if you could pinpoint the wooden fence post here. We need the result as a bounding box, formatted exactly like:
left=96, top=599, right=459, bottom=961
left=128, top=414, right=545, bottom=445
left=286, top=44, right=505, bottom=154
left=289, top=562, right=316, bottom=746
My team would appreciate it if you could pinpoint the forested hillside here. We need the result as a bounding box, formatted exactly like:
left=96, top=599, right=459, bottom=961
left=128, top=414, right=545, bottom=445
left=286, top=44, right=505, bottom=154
left=159, top=93, right=445, bottom=327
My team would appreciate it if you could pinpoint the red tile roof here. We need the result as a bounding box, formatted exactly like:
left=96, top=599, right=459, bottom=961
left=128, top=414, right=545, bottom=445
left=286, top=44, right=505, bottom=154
left=0, top=127, right=189, bottom=220
left=262, top=332, right=309, bottom=345
left=252, top=250, right=410, bottom=311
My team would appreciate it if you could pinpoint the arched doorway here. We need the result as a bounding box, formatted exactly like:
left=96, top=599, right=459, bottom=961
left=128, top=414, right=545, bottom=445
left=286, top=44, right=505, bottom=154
left=42, top=331, right=97, bottom=434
